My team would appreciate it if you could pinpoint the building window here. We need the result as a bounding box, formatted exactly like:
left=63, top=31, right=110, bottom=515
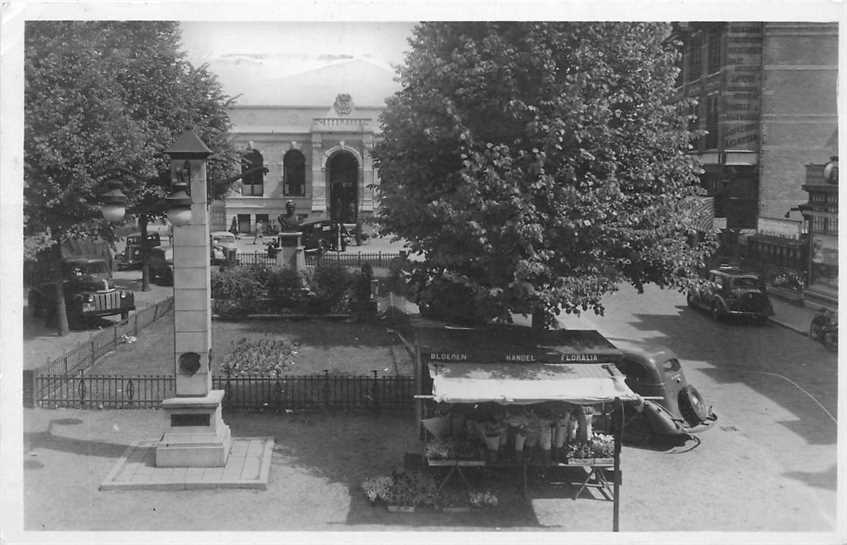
left=707, top=31, right=722, bottom=74
left=688, top=100, right=701, bottom=150
left=704, top=95, right=719, bottom=149
left=687, top=33, right=703, bottom=81
left=241, top=148, right=264, bottom=197
left=283, top=149, right=306, bottom=197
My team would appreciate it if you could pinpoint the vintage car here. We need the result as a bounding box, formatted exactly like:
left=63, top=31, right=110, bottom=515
left=298, top=219, right=350, bottom=253
left=210, top=231, right=238, bottom=265
left=28, top=257, right=135, bottom=329
left=611, top=339, right=716, bottom=436
left=115, top=232, right=161, bottom=270
left=687, top=266, right=774, bottom=323
left=148, top=246, right=173, bottom=286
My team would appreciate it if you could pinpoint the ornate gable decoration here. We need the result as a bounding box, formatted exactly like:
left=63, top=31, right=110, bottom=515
left=333, top=93, right=354, bottom=116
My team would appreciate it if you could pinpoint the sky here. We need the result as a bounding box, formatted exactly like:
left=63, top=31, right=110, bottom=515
left=178, top=22, right=417, bottom=106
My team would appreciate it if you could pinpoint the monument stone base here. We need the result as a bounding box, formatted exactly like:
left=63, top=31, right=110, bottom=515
left=155, top=389, right=232, bottom=468
left=276, top=231, right=306, bottom=273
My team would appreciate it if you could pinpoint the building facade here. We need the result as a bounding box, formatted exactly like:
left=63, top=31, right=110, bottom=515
left=673, top=22, right=838, bottom=237
left=212, top=93, right=383, bottom=234
left=800, top=159, right=839, bottom=303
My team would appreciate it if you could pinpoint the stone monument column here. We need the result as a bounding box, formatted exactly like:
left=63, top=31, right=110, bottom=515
left=311, top=133, right=326, bottom=212
left=155, top=130, right=231, bottom=468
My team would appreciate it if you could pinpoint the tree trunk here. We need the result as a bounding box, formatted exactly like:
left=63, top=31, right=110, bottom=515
left=139, top=216, right=150, bottom=292
left=52, top=241, right=70, bottom=336
left=531, top=307, right=548, bottom=331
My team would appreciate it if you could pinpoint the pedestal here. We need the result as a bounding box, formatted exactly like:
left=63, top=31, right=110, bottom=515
left=276, top=232, right=306, bottom=273
left=155, top=390, right=232, bottom=467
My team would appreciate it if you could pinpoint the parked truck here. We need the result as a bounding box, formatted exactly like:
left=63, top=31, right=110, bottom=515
left=27, top=239, right=135, bottom=330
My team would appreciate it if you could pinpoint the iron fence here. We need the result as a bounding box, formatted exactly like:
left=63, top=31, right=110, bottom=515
left=40, top=297, right=174, bottom=376
left=30, top=371, right=415, bottom=412
left=237, top=252, right=277, bottom=267
left=237, top=251, right=400, bottom=269
left=305, top=251, right=400, bottom=268
left=33, top=372, right=175, bottom=409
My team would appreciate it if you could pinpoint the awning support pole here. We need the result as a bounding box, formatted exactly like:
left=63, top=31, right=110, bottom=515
left=613, top=396, right=623, bottom=532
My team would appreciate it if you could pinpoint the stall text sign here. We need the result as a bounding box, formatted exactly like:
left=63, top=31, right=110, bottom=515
left=426, top=351, right=608, bottom=364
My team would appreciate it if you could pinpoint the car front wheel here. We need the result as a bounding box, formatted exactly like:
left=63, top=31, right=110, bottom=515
left=686, top=292, right=696, bottom=308
left=710, top=303, right=723, bottom=322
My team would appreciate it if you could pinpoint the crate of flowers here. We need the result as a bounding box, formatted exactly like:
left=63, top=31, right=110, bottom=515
left=361, top=470, right=439, bottom=512
left=565, top=432, right=615, bottom=465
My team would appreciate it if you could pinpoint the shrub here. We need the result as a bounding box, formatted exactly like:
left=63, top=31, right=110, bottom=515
left=211, top=267, right=262, bottom=318
left=244, top=264, right=275, bottom=289
left=307, top=262, right=355, bottom=313
left=266, top=268, right=308, bottom=308
left=211, top=267, right=262, bottom=300
left=386, top=254, right=411, bottom=296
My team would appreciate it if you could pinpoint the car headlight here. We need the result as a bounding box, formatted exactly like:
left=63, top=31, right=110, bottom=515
left=86, top=295, right=94, bottom=303
left=120, top=291, right=127, bottom=298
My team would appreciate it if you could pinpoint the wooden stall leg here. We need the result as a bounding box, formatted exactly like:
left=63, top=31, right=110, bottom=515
left=613, top=397, right=623, bottom=532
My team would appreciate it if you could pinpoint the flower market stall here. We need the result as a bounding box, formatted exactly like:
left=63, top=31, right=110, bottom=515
left=411, top=324, right=643, bottom=531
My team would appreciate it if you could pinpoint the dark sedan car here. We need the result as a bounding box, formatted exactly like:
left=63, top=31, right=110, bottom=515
left=687, top=266, right=774, bottom=323
left=298, top=219, right=350, bottom=253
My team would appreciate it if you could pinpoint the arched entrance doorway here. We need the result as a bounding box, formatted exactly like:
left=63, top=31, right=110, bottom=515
left=327, top=152, right=358, bottom=223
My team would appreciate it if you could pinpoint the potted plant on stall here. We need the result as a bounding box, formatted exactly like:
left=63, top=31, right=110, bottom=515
left=482, top=421, right=504, bottom=463
left=505, top=411, right=529, bottom=463
left=552, top=409, right=573, bottom=462
left=538, top=417, right=553, bottom=465
left=525, top=411, right=541, bottom=463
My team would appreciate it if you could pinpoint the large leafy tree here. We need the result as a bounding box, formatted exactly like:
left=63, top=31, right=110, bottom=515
left=373, top=22, right=717, bottom=329
left=25, top=21, right=240, bottom=335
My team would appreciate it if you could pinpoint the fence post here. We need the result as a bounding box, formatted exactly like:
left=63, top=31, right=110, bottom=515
left=371, top=369, right=380, bottom=414
left=91, top=338, right=96, bottom=366
left=78, top=369, right=86, bottom=409
left=134, top=312, right=139, bottom=336
left=124, top=378, right=133, bottom=407
left=23, top=370, right=34, bottom=408
left=224, top=367, right=232, bottom=404
left=274, top=374, right=283, bottom=413
left=323, top=369, right=330, bottom=408
left=63, top=355, right=69, bottom=377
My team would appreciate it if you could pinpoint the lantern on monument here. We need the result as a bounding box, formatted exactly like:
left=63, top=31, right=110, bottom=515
left=100, top=179, right=127, bottom=223
left=165, top=160, right=193, bottom=226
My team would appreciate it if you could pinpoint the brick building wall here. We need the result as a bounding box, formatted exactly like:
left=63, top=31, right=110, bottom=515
left=758, top=22, right=838, bottom=223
